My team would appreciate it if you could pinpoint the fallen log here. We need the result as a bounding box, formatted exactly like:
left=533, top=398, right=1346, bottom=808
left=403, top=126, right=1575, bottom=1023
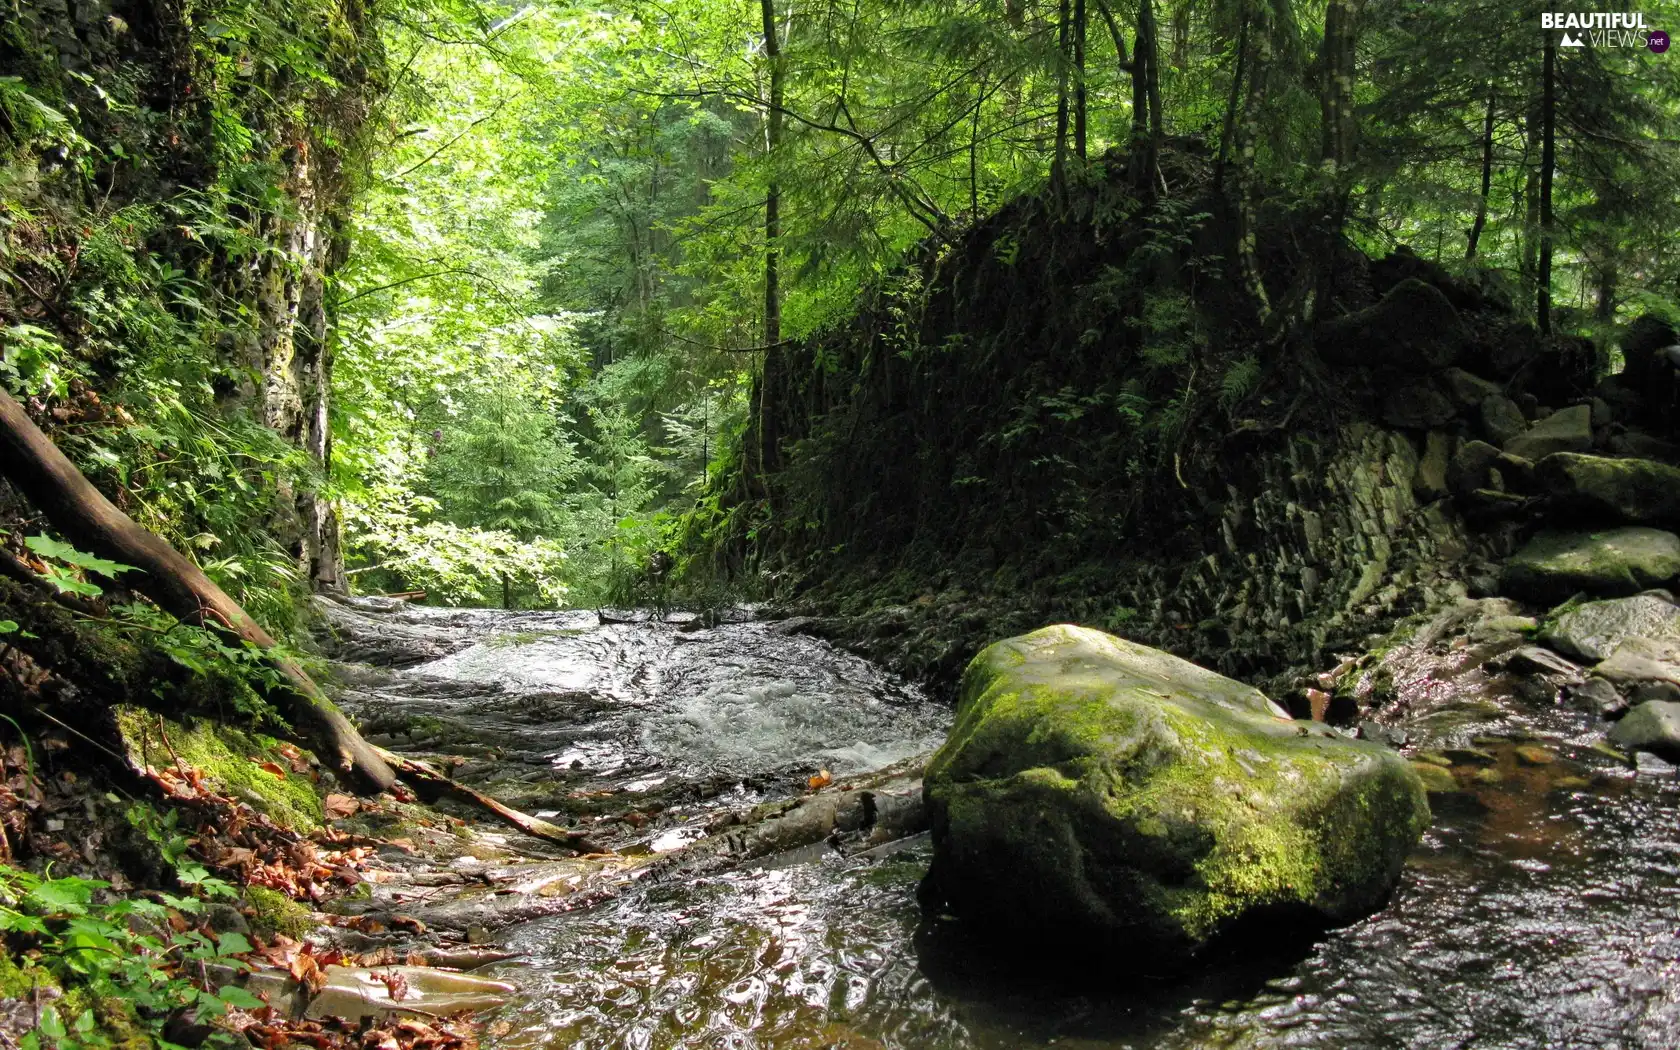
left=0, top=387, right=395, bottom=794
left=371, top=746, right=611, bottom=856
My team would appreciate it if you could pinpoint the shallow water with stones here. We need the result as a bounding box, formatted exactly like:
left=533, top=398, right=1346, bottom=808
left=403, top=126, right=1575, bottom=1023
left=334, top=603, right=1680, bottom=1049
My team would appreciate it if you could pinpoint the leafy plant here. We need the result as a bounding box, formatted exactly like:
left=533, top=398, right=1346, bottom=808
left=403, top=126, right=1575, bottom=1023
left=0, top=864, right=260, bottom=1050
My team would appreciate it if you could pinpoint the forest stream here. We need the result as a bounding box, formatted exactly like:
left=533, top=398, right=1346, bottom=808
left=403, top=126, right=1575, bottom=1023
left=320, top=599, right=1680, bottom=1050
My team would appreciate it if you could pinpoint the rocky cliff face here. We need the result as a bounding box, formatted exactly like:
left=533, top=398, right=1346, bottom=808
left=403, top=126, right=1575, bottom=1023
left=1, top=0, right=379, bottom=590
left=710, top=155, right=1680, bottom=711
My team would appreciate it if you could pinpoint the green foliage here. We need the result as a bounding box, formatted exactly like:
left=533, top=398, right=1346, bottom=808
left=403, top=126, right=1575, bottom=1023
left=0, top=863, right=254, bottom=1050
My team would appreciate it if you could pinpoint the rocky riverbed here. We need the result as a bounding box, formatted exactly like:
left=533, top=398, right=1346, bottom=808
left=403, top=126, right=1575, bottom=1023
left=258, top=581, right=1680, bottom=1048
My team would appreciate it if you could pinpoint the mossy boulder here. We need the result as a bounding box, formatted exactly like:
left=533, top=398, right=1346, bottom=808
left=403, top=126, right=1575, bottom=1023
left=1537, top=453, right=1680, bottom=526
left=1500, top=528, right=1680, bottom=604
left=919, top=625, right=1430, bottom=968
left=1317, top=278, right=1466, bottom=372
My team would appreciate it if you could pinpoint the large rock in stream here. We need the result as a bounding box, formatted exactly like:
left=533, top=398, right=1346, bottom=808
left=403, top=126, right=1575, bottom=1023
left=920, top=625, right=1429, bottom=968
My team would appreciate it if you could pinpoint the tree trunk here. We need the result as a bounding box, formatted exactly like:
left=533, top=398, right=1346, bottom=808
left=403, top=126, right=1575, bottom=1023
left=0, top=388, right=396, bottom=794
left=501, top=572, right=512, bottom=610
left=1466, top=83, right=1497, bottom=260
left=1074, top=0, right=1088, bottom=161
left=1538, top=32, right=1556, bottom=334
left=1130, top=0, right=1161, bottom=191
left=761, top=0, right=784, bottom=347
left=1053, top=0, right=1073, bottom=192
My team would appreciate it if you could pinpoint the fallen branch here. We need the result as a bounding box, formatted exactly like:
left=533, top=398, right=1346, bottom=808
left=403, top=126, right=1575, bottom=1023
left=371, top=746, right=611, bottom=856
left=0, top=388, right=395, bottom=794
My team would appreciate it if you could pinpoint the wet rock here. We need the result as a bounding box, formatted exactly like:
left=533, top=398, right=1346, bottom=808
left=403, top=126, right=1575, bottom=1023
left=1495, top=646, right=1583, bottom=679
left=1566, top=676, right=1628, bottom=721
left=1594, top=638, right=1680, bottom=704
left=920, top=625, right=1429, bottom=968
left=1540, top=593, right=1680, bottom=661
left=1608, top=700, right=1680, bottom=763
left=1358, top=720, right=1407, bottom=748
left=1500, top=528, right=1680, bottom=604
left=1441, top=368, right=1502, bottom=409
left=1514, top=745, right=1557, bottom=766
left=1409, top=761, right=1458, bottom=793
left=1319, top=279, right=1465, bottom=372
left=1480, top=395, right=1529, bottom=447
left=1536, top=453, right=1680, bottom=525
left=1382, top=380, right=1456, bottom=429
left=1503, top=404, right=1593, bottom=463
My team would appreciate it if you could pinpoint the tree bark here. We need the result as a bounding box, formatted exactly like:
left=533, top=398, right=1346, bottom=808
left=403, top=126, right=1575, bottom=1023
left=1465, top=83, right=1497, bottom=260
left=1053, top=0, right=1073, bottom=192
left=1074, top=0, right=1088, bottom=161
left=1538, top=32, right=1556, bottom=334
left=761, top=0, right=785, bottom=347
left=0, top=387, right=396, bottom=794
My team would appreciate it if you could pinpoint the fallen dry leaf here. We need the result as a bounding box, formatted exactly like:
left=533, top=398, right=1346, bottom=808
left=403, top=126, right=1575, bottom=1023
left=323, top=793, right=360, bottom=819
left=807, top=769, right=832, bottom=790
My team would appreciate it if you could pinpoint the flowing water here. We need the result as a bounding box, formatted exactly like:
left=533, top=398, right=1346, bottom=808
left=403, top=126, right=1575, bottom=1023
left=333, top=602, right=1680, bottom=1049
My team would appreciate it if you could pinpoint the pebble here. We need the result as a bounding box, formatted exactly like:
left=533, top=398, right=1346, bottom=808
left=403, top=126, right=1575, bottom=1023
left=1514, top=745, right=1557, bottom=766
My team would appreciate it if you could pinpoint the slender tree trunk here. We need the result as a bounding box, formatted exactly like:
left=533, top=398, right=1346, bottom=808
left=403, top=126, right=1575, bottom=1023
left=1213, top=12, right=1249, bottom=193
left=1130, top=0, right=1160, bottom=191
left=0, top=388, right=395, bottom=793
left=1234, top=2, right=1272, bottom=321
left=1053, top=0, right=1073, bottom=191
left=1466, top=83, right=1497, bottom=260
left=761, top=0, right=784, bottom=347
left=1596, top=262, right=1617, bottom=321
left=1074, top=0, right=1088, bottom=161
left=1538, top=32, right=1556, bottom=334
left=502, top=572, right=511, bottom=610
left=1171, top=2, right=1189, bottom=68
left=970, top=80, right=983, bottom=216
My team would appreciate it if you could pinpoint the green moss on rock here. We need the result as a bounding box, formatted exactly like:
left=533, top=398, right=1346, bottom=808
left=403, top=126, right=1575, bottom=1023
left=244, top=884, right=316, bottom=939
left=921, top=625, right=1430, bottom=966
left=115, top=708, right=324, bottom=832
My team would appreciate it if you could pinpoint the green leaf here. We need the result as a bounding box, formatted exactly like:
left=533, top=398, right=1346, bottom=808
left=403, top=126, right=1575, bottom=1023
left=0, top=620, right=15, bottom=633
left=37, top=1005, right=66, bottom=1039
left=214, top=931, right=253, bottom=956
left=27, top=876, right=106, bottom=914
left=214, top=984, right=265, bottom=1009
left=25, top=535, right=137, bottom=578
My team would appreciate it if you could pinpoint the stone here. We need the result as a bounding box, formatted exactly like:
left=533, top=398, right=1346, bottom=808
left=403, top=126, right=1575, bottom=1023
left=1441, top=367, right=1503, bottom=409
left=1514, top=745, right=1557, bottom=766
left=1608, top=431, right=1680, bottom=463
left=1382, top=379, right=1457, bottom=429
left=1480, top=395, right=1529, bottom=446
left=1620, top=314, right=1679, bottom=391
left=1358, top=720, right=1407, bottom=748
left=1412, top=431, right=1451, bottom=500
left=920, top=625, right=1429, bottom=966
left=1410, top=761, right=1459, bottom=793
left=1449, top=440, right=1502, bottom=496
left=1594, top=638, right=1680, bottom=704
left=1608, top=700, right=1680, bottom=763
left=1486, top=324, right=1540, bottom=378
left=1318, top=279, right=1466, bottom=372
left=1566, top=677, right=1628, bottom=721
left=1501, top=528, right=1680, bottom=604
left=1496, top=645, right=1583, bottom=679
left=1540, top=593, right=1680, bottom=661
left=1590, top=397, right=1613, bottom=427
left=1536, top=453, right=1680, bottom=526
left=1503, top=404, right=1593, bottom=462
